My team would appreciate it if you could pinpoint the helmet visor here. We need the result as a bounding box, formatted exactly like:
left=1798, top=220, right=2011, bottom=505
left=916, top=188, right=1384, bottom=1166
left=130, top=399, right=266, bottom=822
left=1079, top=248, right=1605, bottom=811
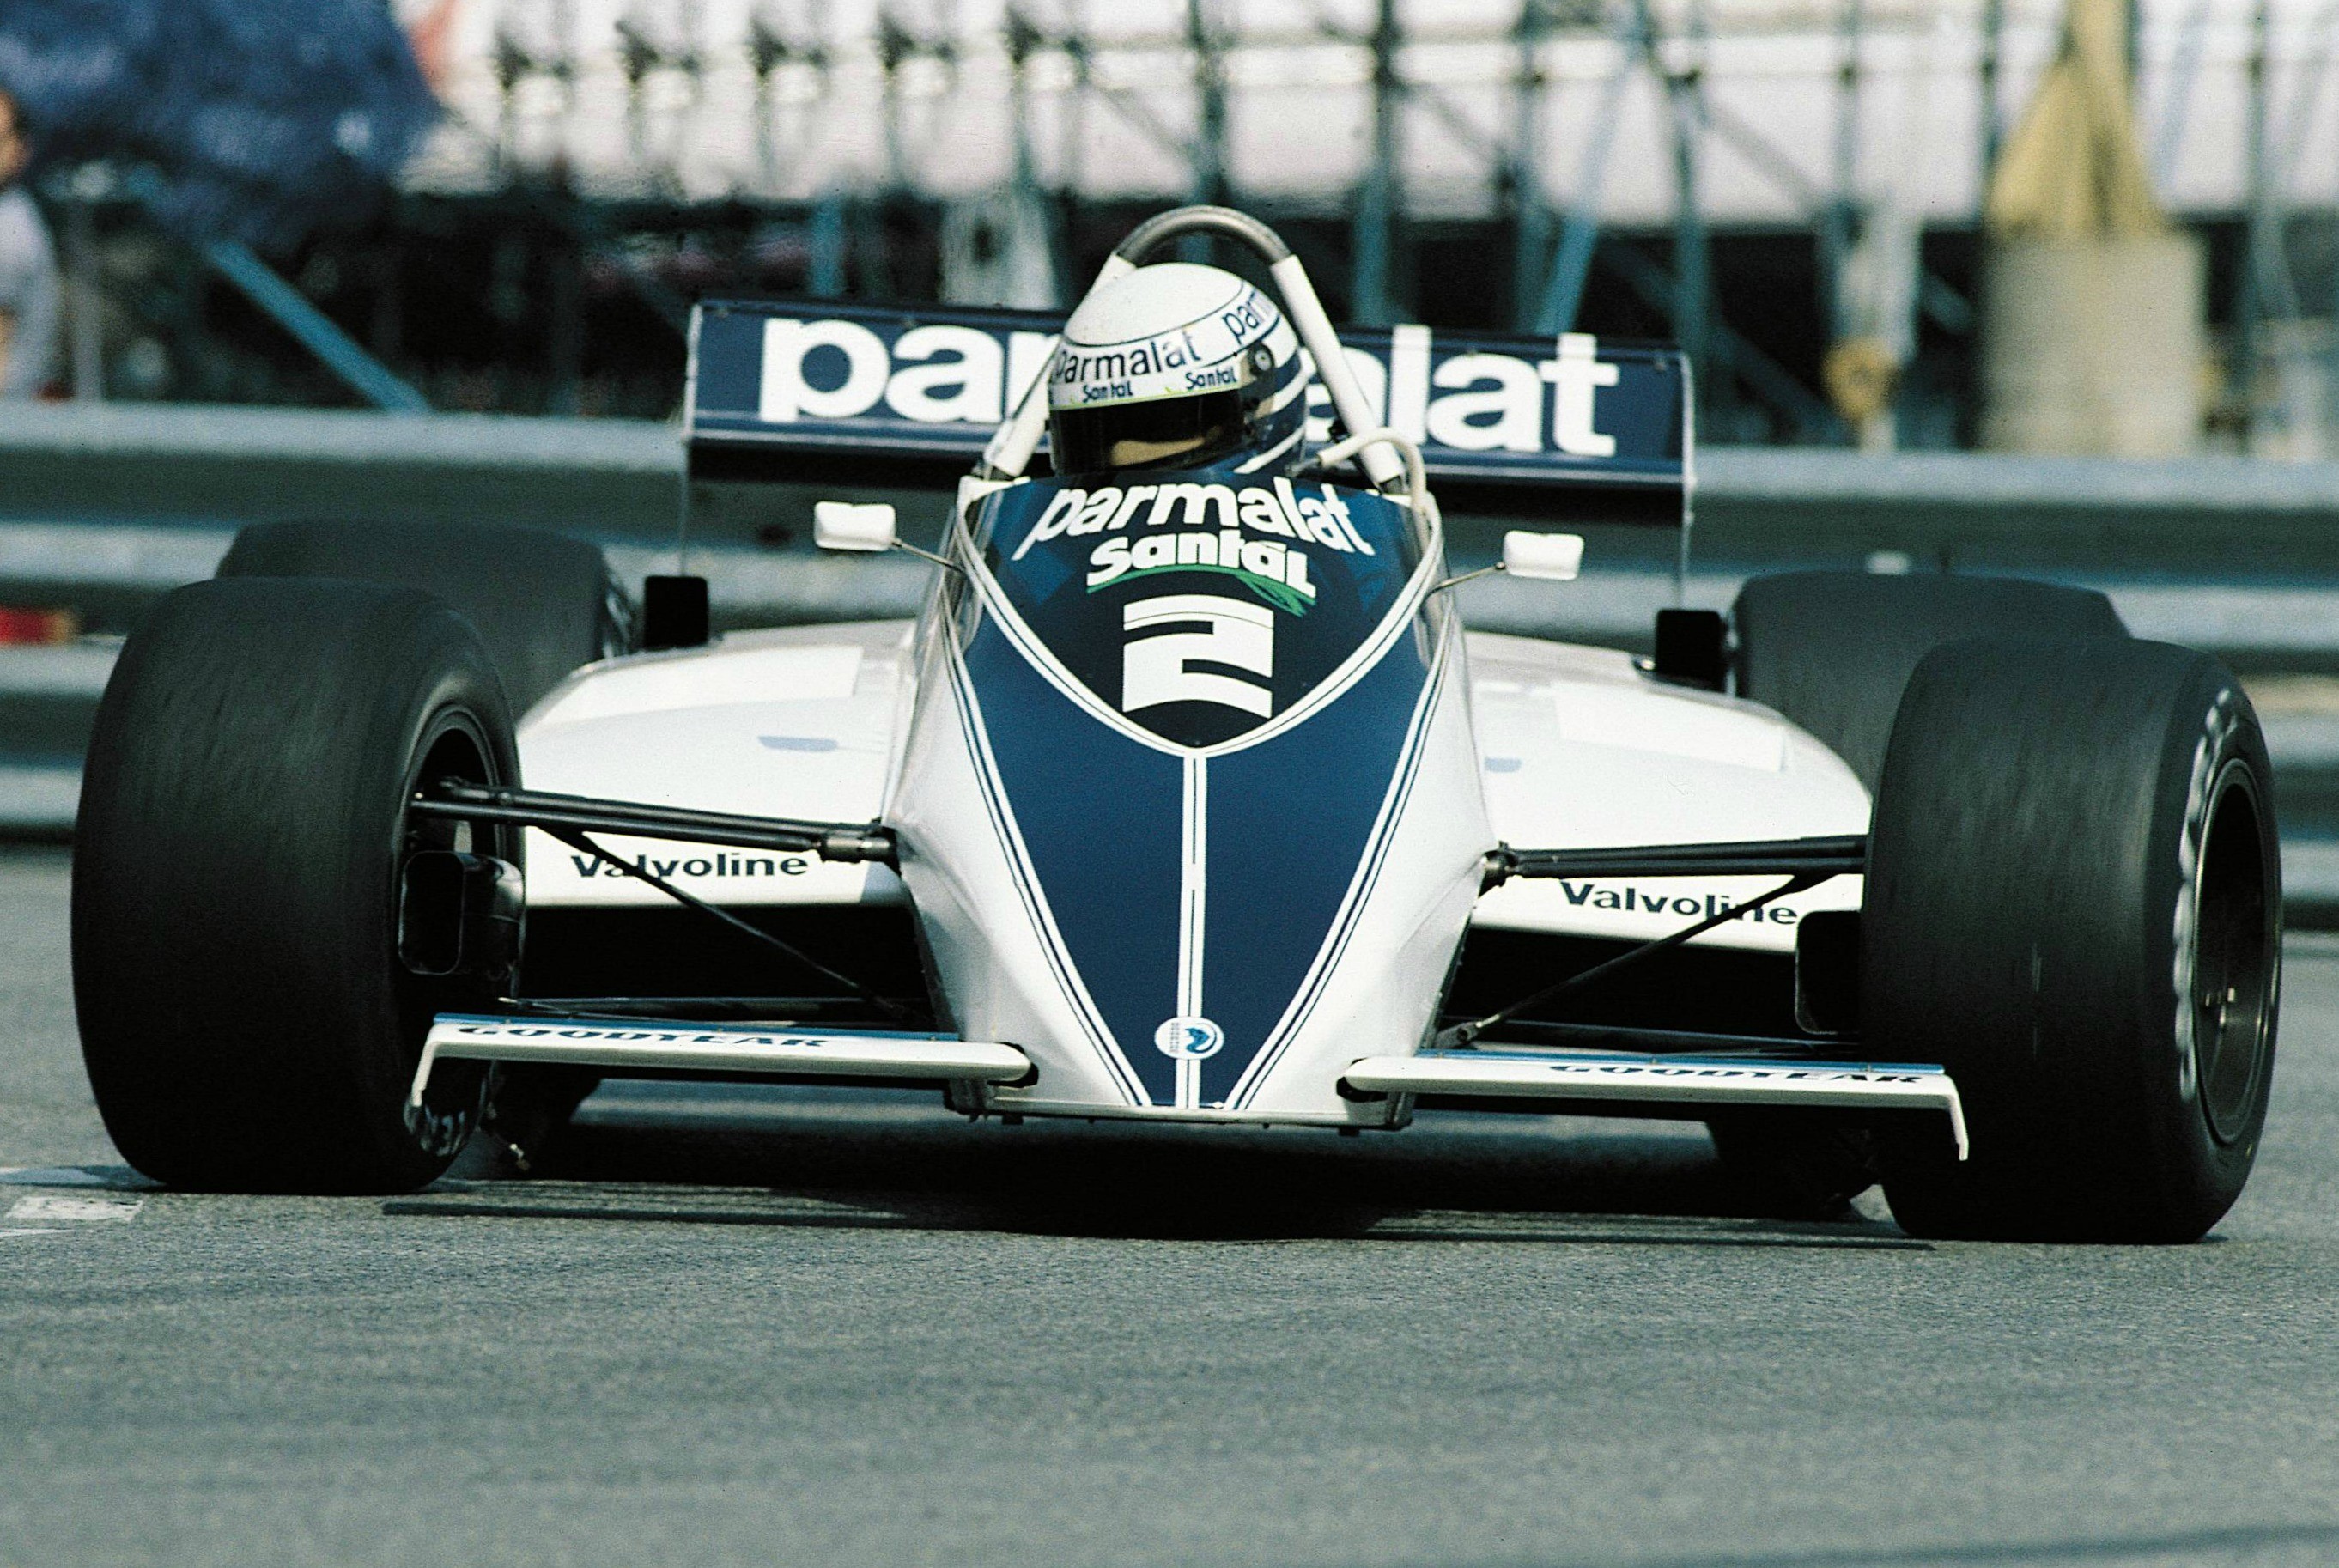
left=1049, top=390, right=1247, bottom=479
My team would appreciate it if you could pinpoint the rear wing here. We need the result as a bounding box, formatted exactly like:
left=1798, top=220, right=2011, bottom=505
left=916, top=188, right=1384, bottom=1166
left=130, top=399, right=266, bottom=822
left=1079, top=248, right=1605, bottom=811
left=684, top=298, right=1690, bottom=512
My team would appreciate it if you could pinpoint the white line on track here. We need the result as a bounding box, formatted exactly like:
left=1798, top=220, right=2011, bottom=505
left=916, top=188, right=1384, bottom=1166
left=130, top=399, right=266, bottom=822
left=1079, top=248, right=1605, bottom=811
left=0, top=1166, right=119, bottom=1187
left=6, top=1194, right=142, bottom=1223
left=0, top=1165, right=159, bottom=1190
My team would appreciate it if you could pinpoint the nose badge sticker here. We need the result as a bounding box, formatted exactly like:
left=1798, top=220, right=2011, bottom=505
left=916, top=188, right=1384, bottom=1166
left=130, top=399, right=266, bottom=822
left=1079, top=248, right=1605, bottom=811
left=1154, top=1017, right=1224, bottom=1060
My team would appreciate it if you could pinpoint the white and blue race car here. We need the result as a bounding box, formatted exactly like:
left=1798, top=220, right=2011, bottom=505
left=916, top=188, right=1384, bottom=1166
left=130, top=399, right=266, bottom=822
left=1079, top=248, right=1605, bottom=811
left=72, top=206, right=2281, bottom=1242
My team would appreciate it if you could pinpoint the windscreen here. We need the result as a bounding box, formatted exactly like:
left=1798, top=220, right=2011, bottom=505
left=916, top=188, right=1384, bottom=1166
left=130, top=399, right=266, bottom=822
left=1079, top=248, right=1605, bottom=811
left=974, top=472, right=1424, bottom=749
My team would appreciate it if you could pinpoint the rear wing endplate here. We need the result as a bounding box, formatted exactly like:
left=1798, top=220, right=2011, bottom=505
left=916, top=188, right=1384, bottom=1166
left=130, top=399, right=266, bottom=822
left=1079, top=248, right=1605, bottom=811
left=684, top=299, right=1689, bottom=507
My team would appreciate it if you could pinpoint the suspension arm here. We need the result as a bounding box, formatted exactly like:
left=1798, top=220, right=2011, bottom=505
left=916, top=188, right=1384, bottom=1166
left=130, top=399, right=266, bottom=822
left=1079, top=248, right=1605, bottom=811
left=1485, top=834, right=1867, bottom=887
left=412, top=781, right=897, bottom=867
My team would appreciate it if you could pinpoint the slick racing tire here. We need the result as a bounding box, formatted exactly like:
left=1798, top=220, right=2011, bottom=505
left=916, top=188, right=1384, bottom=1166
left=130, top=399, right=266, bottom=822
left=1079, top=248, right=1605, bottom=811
left=1704, top=1111, right=1875, bottom=1221
left=74, top=579, right=519, bottom=1193
left=217, top=518, right=633, bottom=716
left=1716, top=573, right=2124, bottom=1207
left=1731, top=571, right=2126, bottom=788
left=1864, top=637, right=2281, bottom=1243
left=218, top=519, right=626, bottom=1155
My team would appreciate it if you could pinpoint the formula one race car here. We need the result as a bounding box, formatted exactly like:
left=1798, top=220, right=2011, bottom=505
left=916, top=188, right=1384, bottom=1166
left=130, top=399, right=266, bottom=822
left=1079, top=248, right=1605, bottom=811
left=72, top=205, right=2281, bottom=1242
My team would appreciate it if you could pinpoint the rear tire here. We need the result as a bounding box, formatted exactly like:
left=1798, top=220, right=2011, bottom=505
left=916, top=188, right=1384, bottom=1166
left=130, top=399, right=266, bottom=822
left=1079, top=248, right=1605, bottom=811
left=74, top=579, right=519, bottom=1193
left=1865, top=638, right=2281, bottom=1242
left=1705, top=1111, right=1875, bottom=1220
left=1732, top=571, right=2126, bottom=788
left=217, top=519, right=631, bottom=715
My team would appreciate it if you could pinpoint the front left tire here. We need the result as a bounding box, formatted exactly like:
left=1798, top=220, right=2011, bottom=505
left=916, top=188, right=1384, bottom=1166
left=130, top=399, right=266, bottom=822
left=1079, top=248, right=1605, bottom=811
left=1711, top=569, right=2129, bottom=1214
left=1865, top=636, right=2281, bottom=1242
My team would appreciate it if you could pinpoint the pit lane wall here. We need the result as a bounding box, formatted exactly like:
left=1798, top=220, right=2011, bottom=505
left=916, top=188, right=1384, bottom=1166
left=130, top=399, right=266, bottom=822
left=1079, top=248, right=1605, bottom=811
left=8, top=402, right=2339, bottom=918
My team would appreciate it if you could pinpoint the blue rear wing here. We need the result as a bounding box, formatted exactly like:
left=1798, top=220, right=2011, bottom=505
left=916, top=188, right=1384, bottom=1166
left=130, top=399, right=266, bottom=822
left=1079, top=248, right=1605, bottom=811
left=685, top=298, right=1689, bottom=504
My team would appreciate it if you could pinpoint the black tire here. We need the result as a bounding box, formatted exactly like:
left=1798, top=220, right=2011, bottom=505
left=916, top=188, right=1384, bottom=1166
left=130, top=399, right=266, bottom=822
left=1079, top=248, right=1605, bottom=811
left=1705, top=1111, right=1876, bottom=1221
left=217, top=519, right=631, bottom=716
left=74, top=579, right=519, bottom=1193
left=1712, top=572, right=2129, bottom=1200
left=218, top=520, right=625, bottom=1160
left=1864, top=637, right=2281, bottom=1243
left=1732, top=571, right=2127, bottom=788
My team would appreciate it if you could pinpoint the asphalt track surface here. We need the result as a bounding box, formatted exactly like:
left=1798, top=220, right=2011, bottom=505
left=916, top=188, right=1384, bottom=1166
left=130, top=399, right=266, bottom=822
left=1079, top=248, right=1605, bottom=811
left=5, top=848, right=2339, bottom=1567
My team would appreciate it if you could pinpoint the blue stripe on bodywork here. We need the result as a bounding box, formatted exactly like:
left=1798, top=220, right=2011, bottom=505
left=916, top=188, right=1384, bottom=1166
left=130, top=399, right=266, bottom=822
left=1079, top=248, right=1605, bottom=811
left=1228, top=636, right=1450, bottom=1106
left=947, top=638, right=1143, bottom=1103
left=1197, top=632, right=1431, bottom=1105
left=962, top=617, right=1186, bottom=1105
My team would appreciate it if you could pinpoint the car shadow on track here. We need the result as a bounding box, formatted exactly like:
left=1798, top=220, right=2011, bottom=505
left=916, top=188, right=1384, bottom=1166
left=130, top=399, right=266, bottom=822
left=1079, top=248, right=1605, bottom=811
left=396, top=1083, right=1923, bottom=1249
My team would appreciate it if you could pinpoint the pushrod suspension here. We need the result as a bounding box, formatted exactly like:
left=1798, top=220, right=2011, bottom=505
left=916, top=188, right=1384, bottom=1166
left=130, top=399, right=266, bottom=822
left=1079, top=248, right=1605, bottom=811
left=412, top=781, right=896, bottom=866
left=1486, top=834, right=1866, bottom=885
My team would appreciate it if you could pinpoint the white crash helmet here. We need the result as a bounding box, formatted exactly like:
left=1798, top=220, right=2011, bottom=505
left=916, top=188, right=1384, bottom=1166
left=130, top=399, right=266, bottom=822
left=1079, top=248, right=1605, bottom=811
left=1046, top=262, right=1308, bottom=479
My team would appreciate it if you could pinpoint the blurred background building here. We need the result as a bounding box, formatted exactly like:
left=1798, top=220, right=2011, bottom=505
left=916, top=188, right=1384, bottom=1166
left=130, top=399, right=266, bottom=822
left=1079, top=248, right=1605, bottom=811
left=7, top=0, right=2339, bottom=454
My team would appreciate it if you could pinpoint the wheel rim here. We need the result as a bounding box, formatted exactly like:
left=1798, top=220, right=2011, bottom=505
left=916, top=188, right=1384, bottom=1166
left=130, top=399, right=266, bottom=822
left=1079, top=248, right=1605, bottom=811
left=2192, top=759, right=2275, bottom=1146
left=393, top=706, right=507, bottom=1156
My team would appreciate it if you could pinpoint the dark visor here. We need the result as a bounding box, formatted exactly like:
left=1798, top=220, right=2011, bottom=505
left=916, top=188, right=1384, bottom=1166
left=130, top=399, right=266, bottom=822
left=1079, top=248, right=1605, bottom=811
left=1050, top=390, right=1247, bottom=479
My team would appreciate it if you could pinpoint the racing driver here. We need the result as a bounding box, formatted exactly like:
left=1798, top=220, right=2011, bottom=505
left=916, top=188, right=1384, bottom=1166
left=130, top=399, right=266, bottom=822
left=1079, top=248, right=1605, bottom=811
left=1047, top=261, right=1314, bottom=482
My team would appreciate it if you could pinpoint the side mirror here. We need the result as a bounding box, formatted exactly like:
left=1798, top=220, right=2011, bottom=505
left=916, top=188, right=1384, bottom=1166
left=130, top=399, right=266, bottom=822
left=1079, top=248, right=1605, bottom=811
left=813, top=501, right=899, bottom=553
left=1502, top=531, right=1583, bottom=581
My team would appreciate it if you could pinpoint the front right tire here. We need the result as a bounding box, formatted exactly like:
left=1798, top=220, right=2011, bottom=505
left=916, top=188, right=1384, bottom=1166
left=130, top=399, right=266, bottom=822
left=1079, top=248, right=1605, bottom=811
left=74, top=579, right=519, bottom=1193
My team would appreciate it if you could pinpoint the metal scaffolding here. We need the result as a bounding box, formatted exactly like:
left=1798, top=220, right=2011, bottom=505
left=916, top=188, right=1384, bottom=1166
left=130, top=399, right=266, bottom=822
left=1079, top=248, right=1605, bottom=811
left=41, top=0, right=2324, bottom=441
left=404, top=5, right=1930, bottom=430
